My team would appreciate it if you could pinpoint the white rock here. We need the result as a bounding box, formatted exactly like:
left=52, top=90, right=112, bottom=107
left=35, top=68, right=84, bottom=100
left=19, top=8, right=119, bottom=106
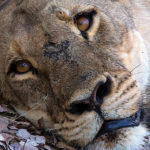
left=20, top=141, right=38, bottom=150
left=16, top=129, right=31, bottom=139
left=0, top=134, right=4, bottom=141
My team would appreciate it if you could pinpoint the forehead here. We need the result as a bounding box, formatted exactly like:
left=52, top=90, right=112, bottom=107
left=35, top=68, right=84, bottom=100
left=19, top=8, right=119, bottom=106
left=9, top=0, right=133, bottom=48
left=25, top=0, right=130, bottom=14
left=51, top=0, right=122, bottom=6
left=44, top=0, right=129, bottom=12
left=39, top=0, right=132, bottom=27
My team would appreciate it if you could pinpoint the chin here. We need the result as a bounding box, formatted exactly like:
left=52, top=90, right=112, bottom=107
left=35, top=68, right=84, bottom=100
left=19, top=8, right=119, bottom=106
left=86, top=124, right=147, bottom=150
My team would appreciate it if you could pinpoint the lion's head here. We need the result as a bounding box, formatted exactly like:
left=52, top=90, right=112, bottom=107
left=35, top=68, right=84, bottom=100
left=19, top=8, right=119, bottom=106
left=0, top=0, right=149, bottom=149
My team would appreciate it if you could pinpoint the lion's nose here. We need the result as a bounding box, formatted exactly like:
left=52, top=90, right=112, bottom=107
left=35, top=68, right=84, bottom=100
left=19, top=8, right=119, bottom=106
left=69, top=76, right=112, bottom=114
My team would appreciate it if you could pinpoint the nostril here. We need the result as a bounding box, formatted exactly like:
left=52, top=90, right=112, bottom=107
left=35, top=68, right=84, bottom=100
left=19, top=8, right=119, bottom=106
left=94, top=76, right=112, bottom=105
left=69, top=102, right=92, bottom=114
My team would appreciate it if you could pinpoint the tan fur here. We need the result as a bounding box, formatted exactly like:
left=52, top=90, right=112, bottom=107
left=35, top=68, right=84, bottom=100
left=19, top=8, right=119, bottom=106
left=0, top=0, right=150, bottom=149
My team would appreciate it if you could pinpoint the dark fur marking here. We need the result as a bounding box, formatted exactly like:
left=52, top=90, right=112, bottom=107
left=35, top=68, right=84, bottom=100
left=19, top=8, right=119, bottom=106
left=117, top=74, right=131, bottom=90
left=119, top=93, right=137, bottom=106
left=0, top=0, right=10, bottom=11
left=64, top=113, right=75, bottom=123
left=43, top=41, right=78, bottom=66
left=118, top=81, right=136, bottom=98
left=57, top=121, right=85, bottom=131
left=43, top=41, right=71, bottom=61
left=105, top=131, right=118, bottom=142
left=15, top=0, right=24, bottom=6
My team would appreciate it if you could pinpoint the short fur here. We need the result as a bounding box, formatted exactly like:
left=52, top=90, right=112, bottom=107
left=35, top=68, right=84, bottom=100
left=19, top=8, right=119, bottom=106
left=0, top=0, right=150, bottom=149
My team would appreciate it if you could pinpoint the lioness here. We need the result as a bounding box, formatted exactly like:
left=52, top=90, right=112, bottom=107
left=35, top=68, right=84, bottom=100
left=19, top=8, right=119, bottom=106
left=0, top=0, right=150, bottom=149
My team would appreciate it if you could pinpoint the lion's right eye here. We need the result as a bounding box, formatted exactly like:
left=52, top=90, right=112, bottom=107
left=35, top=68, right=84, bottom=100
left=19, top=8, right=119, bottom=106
left=76, top=16, right=91, bottom=31
left=8, top=60, right=35, bottom=75
left=74, top=10, right=97, bottom=39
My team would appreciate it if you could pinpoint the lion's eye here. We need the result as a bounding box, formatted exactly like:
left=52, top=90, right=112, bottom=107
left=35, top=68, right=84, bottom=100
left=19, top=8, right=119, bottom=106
left=8, top=60, right=34, bottom=75
left=77, top=17, right=90, bottom=31
left=16, top=60, right=31, bottom=73
left=74, top=10, right=97, bottom=37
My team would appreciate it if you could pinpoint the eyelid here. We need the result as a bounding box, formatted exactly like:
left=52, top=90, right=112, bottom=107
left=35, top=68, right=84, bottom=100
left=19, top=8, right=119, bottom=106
left=75, top=9, right=96, bottom=18
left=74, top=10, right=97, bottom=24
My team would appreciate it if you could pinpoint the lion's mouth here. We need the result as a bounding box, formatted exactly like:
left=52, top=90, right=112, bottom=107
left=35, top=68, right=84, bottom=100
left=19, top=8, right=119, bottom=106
left=69, top=100, right=142, bottom=137
left=96, top=109, right=141, bottom=137
left=69, top=77, right=142, bottom=139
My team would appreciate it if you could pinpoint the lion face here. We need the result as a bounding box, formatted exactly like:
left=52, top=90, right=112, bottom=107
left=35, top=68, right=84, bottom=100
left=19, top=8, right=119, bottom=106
left=0, top=0, right=149, bottom=149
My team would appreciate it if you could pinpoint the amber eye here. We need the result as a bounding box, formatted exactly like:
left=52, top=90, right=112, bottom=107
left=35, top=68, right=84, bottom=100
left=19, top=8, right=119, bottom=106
left=77, top=17, right=90, bottom=31
left=7, top=60, right=38, bottom=75
left=15, top=60, right=31, bottom=73
left=7, top=60, right=31, bottom=75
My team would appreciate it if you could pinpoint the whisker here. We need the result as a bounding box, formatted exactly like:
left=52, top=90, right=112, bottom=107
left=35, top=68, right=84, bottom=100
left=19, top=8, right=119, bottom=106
left=13, top=102, right=42, bottom=121
left=116, top=60, right=127, bottom=70
left=14, top=93, right=49, bottom=121
left=133, top=72, right=150, bottom=75
left=130, top=64, right=141, bottom=73
left=42, top=94, right=49, bottom=106
left=47, top=128, right=58, bottom=132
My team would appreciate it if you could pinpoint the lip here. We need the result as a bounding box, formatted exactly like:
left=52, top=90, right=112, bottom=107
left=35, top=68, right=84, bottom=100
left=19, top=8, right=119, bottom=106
left=96, top=109, right=142, bottom=137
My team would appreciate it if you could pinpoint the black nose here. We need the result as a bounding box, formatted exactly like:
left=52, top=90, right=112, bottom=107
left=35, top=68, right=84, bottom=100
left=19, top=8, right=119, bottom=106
left=69, top=76, right=112, bottom=114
